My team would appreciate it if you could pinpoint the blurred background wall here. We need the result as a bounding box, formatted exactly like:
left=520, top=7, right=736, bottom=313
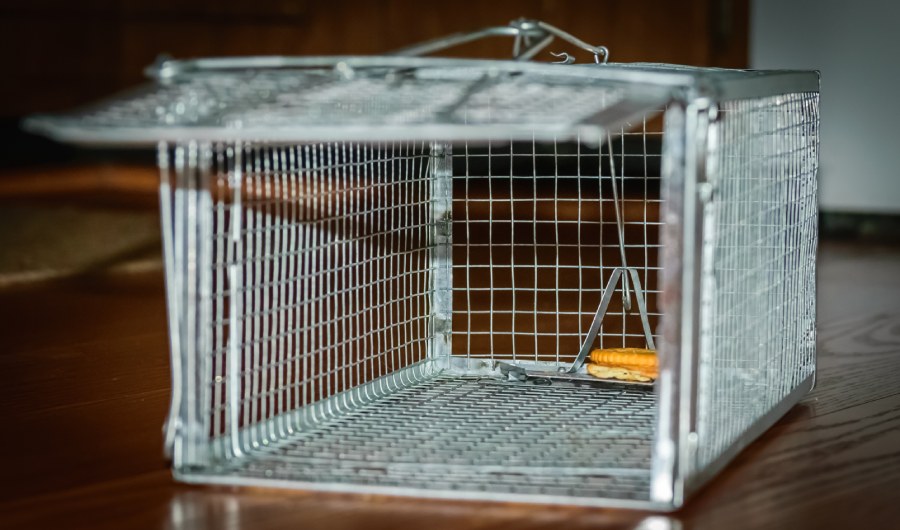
left=751, top=0, right=900, bottom=215
left=0, top=0, right=748, bottom=118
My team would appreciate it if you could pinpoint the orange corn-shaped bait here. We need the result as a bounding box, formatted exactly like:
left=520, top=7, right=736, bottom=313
left=589, top=348, right=658, bottom=370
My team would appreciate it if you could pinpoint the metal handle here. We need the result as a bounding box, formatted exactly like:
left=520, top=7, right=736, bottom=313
left=391, top=19, right=609, bottom=64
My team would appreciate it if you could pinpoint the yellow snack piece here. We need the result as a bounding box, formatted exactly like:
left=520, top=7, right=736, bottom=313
left=586, top=363, right=653, bottom=383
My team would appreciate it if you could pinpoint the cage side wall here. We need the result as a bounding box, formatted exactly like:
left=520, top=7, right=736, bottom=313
left=162, top=141, right=445, bottom=466
left=689, top=91, right=819, bottom=491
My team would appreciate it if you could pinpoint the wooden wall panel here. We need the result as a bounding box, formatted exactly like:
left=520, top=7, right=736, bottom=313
left=0, top=0, right=748, bottom=116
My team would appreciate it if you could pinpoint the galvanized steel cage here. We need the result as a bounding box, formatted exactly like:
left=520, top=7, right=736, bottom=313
left=27, top=32, right=819, bottom=510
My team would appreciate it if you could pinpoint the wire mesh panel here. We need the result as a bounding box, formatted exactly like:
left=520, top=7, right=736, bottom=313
left=695, top=92, right=819, bottom=471
left=163, top=141, right=443, bottom=462
left=202, top=377, right=656, bottom=504
left=450, top=119, right=664, bottom=367
left=29, top=62, right=642, bottom=144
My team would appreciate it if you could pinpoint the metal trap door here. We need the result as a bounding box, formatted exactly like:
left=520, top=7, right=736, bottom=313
left=24, top=57, right=672, bottom=146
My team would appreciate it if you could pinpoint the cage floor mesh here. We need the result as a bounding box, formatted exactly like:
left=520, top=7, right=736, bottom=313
left=196, top=376, right=655, bottom=502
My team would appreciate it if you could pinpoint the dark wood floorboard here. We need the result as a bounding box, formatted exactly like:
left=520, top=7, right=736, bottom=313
left=1, top=240, right=899, bottom=529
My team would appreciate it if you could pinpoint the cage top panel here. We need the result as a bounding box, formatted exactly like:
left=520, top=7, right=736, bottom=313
left=24, top=56, right=818, bottom=146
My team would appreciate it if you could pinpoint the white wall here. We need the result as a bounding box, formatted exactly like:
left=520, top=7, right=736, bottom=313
left=751, top=0, right=900, bottom=214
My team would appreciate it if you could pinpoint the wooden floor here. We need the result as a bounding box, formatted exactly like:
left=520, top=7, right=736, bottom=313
left=0, top=240, right=899, bottom=529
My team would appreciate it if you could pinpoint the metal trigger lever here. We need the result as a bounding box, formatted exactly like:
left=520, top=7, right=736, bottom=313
left=567, top=267, right=655, bottom=373
left=566, top=132, right=654, bottom=374
left=606, top=131, right=632, bottom=311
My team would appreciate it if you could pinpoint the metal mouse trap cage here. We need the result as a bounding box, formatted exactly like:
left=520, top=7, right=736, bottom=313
left=26, top=20, right=819, bottom=510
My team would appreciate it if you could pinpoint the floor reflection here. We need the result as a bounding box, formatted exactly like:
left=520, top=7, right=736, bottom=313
left=164, top=486, right=680, bottom=530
